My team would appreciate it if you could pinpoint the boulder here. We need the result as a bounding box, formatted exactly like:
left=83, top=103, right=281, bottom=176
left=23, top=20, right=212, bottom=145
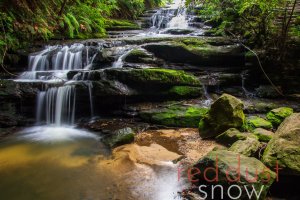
left=140, top=105, right=209, bottom=128
left=105, top=68, right=201, bottom=87
left=102, top=127, right=135, bottom=148
left=124, top=49, right=157, bottom=64
left=246, top=116, right=273, bottom=131
left=193, top=150, right=276, bottom=200
left=263, top=113, right=300, bottom=175
left=143, top=38, right=244, bottom=66
left=253, top=128, right=274, bottom=142
left=229, top=137, right=261, bottom=157
left=216, top=128, right=248, bottom=147
left=199, top=94, right=245, bottom=138
left=163, top=29, right=194, bottom=35
left=266, top=107, right=294, bottom=127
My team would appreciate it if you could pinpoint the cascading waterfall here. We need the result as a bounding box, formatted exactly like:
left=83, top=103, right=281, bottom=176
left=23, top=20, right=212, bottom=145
left=36, top=85, right=76, bottom=126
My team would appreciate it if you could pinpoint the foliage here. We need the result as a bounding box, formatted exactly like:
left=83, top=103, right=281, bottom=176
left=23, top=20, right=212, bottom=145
left=0, top=0, right=167, bottom=63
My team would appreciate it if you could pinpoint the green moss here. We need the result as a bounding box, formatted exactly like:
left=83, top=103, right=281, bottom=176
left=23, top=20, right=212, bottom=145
left=246, top=116, right=273, bottom=131
left=167, top=86, right=201, bottom=97
left=253, top=128, right=273, bottom=142
left=229, top=137, right=261, bottom=157
left=105, top=19, right=140, bottom=30
left=216, top=128, right=248, bottom=146
left=106, top=68, right=201, bottom=86
left=266, top=107, right=294, bottom=127
left=102, top=127, right=135, bottom=148
left=140, top=105, right=209, bottom=128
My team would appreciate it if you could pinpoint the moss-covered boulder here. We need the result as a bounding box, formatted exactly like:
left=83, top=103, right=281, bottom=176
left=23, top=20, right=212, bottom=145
left=229, top=137, right=261, bottom=157
left=102, top=127, right=135, bottom=148
left=105, top=68, right=201, bottom=87
left=193, top=150, right=276, bottom=200
left=143, top=38, right=244, bottom=66
left=105, top=19, right=140, bottom=31
left=216, top=128, right=248, bottom=146
left=140, top=105, right=209, bottom=128
left=253, top=128, right=274, bottom=142
left=263, top=113, right=300, bottom=175
left=166, top=86, right=202, bottom=98
left=266, top=107, right=294, bottom=127
left=199, top=94, right=245, bottom=138
left=124, top=49, right=156, bottom=64
left=246, top=116, right=273, bottom=131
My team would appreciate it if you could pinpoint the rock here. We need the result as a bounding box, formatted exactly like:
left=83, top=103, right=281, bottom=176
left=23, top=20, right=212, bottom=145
left=102, top=127, right=135, bottom=148
left=140, top=105, right=209, bottom=128
left=105, top=19, right=140, bottom=31
left=263, top=113, right=300, bottom=175
left=105, top=68, right=201, bottom=87
left=229, top=137, right=261, bottom=157
left=255, top=85, right=282, bottom=98
left=143, top=38, right=244, bottom=67
left=199, top=94, right=245, bottom=138
left=124, top=49, right=157, bottom=64
left=166, top=86, right=202, bottom=98
left=216, top=128, right=248, bottom=147
left=246, top=116, right=273, bottom=131
left=164, top=29, right=194, bottom=35
left=266, top=107, right=294, bottom=127
left=193, top=150, right=276, bottom=200
left=253, top=128, right=274, bottom=142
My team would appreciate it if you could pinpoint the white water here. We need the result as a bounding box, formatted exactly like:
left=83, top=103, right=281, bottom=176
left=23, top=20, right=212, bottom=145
left=36, top=85, right=76, bottom=126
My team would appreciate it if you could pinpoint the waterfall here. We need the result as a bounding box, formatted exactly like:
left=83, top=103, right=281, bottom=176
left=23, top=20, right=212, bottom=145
left=36, top=85, right=76, bottom=126
left=87, top=82, right=94, bottom=118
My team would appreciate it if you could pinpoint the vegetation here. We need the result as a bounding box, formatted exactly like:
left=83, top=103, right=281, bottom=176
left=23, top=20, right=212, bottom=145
left=187, top=0, right=299, bottom=60
left=0, top=0, right=167, bottom=64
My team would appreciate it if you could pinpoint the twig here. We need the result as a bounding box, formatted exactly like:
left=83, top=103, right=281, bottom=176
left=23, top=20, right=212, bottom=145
left=227, top=30, right=284, bottom=97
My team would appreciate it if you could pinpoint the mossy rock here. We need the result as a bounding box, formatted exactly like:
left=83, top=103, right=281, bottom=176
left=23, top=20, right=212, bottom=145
left=199, top=94, right=245, bottom=138
left=263, top=113, right=300, bottom=176
left=105, top=68, right=201, bottom=87
left=253, top=128, right=274, bottom=142
left=194, top=150, right=276, bottom=200
left=166, top=86, right=202, bottom=98
left=229, top=137, right=261, bottom=157
left=102, top=127, right=135, bottom=148
left=266, top=107, right=294, bottom=127
left=124, top=49, right=155, bottom=64
left=105, top=19, right=140, bottom=31
left=216, top=128, right=248, bottom=147
left=143, top=38, right=244, bottom=66
left=140, top=105, right=209, bottom=128
left=245, top=116, right=273, bottom=131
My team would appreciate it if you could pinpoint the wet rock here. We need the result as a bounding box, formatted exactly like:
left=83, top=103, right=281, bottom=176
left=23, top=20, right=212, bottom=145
left=263, top=113, right=300, bottom=175
left=105, top=68, right=201, bottom=87
left=255, top=85, right=282, bottom=98
left=140, top=105, right=208, bottom=128
left=124, top=49, right=156, bottom=64
left=253, top=128, right=274, bottom=142
left=229, top=137, right=261, bottom=157
left=143, top=38, right=244, bottom=66
left=102, top=127, right=135, bottom=148
left=216, top=128, right=248, bottom=147
left=199, top=94, right=245, bottom=138
left=266, top=107, right=294, bottom=127
left=0, top=79, right=39, bottom=100
left=245, top=116, right=273, bottom=131
left=163, top=29, right=194, bottom=35
left=193, top=150, right=276, bottom=200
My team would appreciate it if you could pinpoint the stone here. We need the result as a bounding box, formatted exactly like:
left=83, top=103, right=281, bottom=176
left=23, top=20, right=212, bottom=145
left=199, top=94, right=245, bottom=138
left=229, top=137, right=261, bottom=157
left=102, top=127, right=135, bottom=148
left=262, top=113, right=300, bottom=175
left=266, top=107, right=294, bottom=127
left=143, top=38, right=244, bottom=67
left=193, top=150, right=276, bottom=200
left=216, top=128, right=248, bottom=146
left=124, top=49, right=156, bottom=64
left=246, top=116, right=273, bottom=130
left=164, top=29, right=194, bottom=35
left=140, top=105, right=209, bottom=128
left=253, top=128, right=274, bottom=142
